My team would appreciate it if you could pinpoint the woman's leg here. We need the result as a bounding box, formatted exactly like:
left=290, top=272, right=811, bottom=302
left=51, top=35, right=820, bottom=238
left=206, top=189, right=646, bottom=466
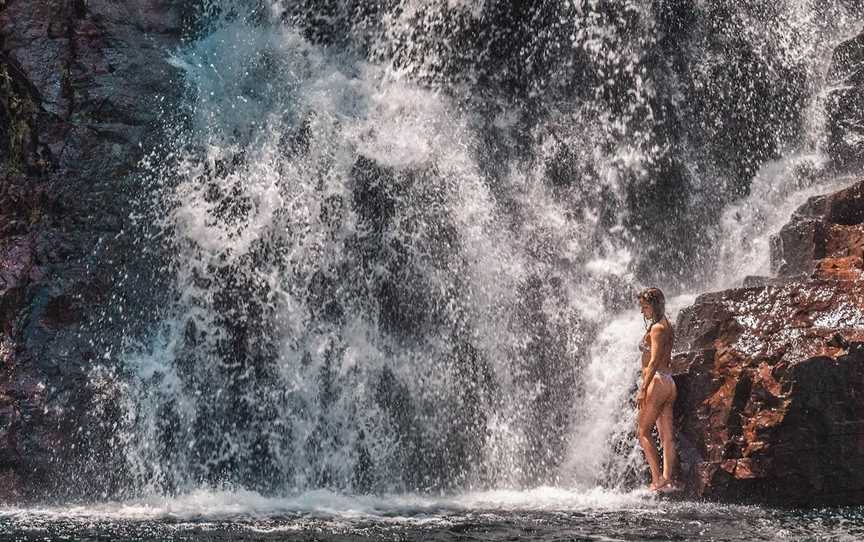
left=656, top=387, right=678, bottom=484
left=637, top=383, right=663, bottom=488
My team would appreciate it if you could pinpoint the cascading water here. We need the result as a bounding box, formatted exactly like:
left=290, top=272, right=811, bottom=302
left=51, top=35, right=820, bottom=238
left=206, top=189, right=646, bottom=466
left=563, top=0, right=864, bottom=491
left=120, top=3, right=597, bottom=494
left=105, top=0, right=864, bottom=500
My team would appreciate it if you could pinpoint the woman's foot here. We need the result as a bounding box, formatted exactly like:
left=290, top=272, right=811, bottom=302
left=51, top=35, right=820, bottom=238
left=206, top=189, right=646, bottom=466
left=654, top=478, right=683, bottom=494
left=648, top=478, right=668, bottom=491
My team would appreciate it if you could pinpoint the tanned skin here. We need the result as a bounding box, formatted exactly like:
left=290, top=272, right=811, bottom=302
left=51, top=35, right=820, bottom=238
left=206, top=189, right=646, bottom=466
left=636, top=298, right=678, bottom=491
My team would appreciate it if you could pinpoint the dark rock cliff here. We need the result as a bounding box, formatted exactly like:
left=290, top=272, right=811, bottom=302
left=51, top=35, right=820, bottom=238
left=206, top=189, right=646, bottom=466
left=0, top=0, right=185, bottom=500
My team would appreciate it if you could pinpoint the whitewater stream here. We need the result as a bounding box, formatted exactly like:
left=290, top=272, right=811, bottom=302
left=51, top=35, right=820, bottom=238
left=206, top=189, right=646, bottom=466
left=3, top=0, right=864, bottom=540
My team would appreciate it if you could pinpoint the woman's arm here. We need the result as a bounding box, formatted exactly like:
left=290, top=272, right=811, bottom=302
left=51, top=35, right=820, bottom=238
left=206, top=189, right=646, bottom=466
left=637, top=323, right=665, bottom=408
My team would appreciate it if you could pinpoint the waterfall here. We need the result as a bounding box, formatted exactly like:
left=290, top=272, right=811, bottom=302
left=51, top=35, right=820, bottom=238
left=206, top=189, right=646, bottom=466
left=562, top=1, right=864, bottom=489
left=108, top=0, right=864, bottom=496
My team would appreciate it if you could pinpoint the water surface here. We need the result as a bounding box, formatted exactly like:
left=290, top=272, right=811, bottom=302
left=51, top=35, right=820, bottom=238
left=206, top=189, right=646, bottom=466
left=1, top=489, right=861, bottom=541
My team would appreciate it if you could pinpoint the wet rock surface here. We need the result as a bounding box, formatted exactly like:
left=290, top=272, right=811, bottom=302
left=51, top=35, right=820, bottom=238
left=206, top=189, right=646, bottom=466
left=0, top=0, right=185, bottom=500
left=673, top=179, right=864, bottom=506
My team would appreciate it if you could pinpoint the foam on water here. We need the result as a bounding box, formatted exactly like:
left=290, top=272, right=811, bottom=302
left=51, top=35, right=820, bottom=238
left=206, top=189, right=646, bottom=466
left=3, top=497, right=864, bottom=541
left=0, top=487, right=651, bottom=523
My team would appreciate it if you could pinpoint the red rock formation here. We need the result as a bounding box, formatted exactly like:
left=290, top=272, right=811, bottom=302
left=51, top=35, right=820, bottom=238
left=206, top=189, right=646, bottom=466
left=673, top=179, right=864, bottom=506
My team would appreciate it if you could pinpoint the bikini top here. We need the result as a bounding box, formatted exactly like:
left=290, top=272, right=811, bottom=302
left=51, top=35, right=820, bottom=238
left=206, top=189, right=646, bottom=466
left=638, top=334, right=651, bottom=353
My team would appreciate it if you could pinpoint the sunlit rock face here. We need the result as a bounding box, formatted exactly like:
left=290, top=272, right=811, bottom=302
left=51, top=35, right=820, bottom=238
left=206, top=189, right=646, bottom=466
left=0, top=0, right=185, bottom=500
left=673, top=179, right=864, bottom=506
left=772, top=181, right=864, bottom=280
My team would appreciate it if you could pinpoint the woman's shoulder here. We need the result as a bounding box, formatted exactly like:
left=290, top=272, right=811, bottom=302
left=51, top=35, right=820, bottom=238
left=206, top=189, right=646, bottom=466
left=649, top=319, right=670, bottom=335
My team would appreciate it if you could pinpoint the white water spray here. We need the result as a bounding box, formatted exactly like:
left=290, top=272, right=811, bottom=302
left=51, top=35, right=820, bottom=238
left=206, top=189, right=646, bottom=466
left=102, top=0, right=864, bottom=501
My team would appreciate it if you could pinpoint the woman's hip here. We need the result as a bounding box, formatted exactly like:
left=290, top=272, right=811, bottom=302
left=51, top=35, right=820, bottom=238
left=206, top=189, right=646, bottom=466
left=647, top=372, right=676, bottom=398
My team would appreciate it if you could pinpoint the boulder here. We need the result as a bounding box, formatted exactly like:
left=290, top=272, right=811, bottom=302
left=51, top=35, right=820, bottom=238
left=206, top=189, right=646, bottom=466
left=673, top=179, right=864, bottom=506
left=771, top=180, right=864, bottom=279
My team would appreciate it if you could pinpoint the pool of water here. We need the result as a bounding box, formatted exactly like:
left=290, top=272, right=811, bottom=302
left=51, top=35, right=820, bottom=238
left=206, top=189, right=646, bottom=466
left=1, top=488, right=861, bottom=541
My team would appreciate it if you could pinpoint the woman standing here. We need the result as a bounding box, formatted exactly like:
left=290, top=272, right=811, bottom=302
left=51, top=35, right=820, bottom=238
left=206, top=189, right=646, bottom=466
left=636, top=288, right=678, bottom=491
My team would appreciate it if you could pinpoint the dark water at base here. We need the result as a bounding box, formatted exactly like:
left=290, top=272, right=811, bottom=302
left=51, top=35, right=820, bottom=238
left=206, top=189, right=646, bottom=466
left=0, top=489, right=861, bottom=541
